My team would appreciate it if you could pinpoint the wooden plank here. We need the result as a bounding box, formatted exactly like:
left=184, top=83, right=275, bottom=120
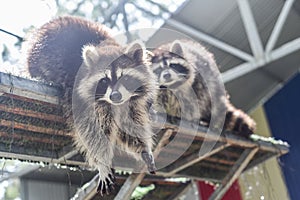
left=208, top=147, right=259, bottom=200
left=0, top=119, right=71, bottom=136
left=164, top=142, right=231, bottom=176
left=0, top=104, right=64, bottom=122
left=2, top=93, right=59, bottom=108
left=0, top=72, right=60, bottom=104
left=153, top=121, right=289, bottom=154
left=0, top=131, right=63, bottom=145
left=0, top=151, right=84, bottom=166
left=204, top=157, right=236, bottom=166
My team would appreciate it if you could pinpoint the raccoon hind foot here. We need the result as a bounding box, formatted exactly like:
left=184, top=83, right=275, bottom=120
left=141, top=151, right=156, bottom=174
left=96, top=169, right=116, bottom=196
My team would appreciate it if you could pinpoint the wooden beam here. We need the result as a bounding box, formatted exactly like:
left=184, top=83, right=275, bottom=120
left=153, top=121, right=289, bottom=154
left=0, top=131, right=63, bottom=145
left=0, top=119, right=70, bottom=137
left=114, top=129, right=173, bottom=200
left=0, top=151, right=84, bottom=167
left=71, top=174, right=99, bottom=200
left=164, top=142, right=230, bottom=176
left=0, top=104, right=64, bottom=122
left=204, top=157, right=235, bottom=166
left=208, top=147, right=259, bottom=200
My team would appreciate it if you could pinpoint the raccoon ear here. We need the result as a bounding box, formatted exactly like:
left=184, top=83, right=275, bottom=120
left=82, top=45, right=99, bottom=67
left=170, top=40, right=184, bottom=57
left=125, top=40, right=146, bottom=62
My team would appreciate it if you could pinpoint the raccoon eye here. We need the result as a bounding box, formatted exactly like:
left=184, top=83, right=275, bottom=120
left=96, top=78, right=110, bottom=96
left=169, top=63, right=189, bottom=74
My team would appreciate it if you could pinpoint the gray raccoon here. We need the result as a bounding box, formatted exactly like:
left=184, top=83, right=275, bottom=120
left=26, top=16, right=157, bottom=195
left=151, top=40, right=256, bottom=136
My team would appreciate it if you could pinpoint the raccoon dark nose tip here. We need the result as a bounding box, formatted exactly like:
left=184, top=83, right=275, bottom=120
left=163, top=73, right=171, bottom=80
left=110, top=91, right=122, bottom=102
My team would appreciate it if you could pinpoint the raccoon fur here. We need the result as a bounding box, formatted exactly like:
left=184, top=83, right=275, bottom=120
left=151, top=40, right=256, bottom=136
left=26, top=16, right=157, bottom=195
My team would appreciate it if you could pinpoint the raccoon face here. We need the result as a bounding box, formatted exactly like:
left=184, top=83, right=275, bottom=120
left=151, top=41, right=194, bottom=89
left=80, top=41, right=154, bottom=105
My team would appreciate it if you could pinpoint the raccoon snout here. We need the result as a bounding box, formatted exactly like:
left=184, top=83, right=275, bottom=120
left=110, top=91, right=122, bottom=102
left=162, top=70, right=172, bottom=82
left=163, top=72, right=171, bottom=80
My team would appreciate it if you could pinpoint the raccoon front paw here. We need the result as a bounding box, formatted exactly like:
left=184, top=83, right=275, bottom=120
left=96, top=169, right=116, bottom=196
left=141, top=151, right=156, bottom=174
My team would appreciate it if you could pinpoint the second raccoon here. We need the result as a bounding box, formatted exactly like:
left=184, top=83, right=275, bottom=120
left=151, top=40, right=256, bottom=136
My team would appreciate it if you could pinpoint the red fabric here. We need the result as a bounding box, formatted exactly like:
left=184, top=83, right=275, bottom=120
left=197, top=180, right=243, bottom=200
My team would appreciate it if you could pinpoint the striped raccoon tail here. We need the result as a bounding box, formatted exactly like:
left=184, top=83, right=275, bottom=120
left=224, top=102, right=256, bottom=137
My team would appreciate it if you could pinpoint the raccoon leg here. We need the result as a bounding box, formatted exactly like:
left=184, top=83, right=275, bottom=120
left=141, top=150, right=156, bottom=174
left=93, top=141, right=115, bottom=196
left=142, top=134, right=156, bottom=174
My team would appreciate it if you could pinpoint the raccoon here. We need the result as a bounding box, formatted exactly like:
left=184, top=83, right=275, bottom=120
left=26, top=16, right=157, bottom=195
left=151, top=40, right=256, bottom=136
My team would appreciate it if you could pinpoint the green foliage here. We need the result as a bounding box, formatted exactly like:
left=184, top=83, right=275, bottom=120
left=4, top=180, right=20, bottom=200
left=131, top=184, right=155, bottom=200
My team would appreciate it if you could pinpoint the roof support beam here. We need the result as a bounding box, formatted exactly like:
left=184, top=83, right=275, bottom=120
left=266, top=0, right=295, bottom=53
left=164, top=142, right=230, bottom=176
left=222, top=37, right=300, bottom=83
left=166, top=18, right=253, bottom=61
left=208, top=147, right=259, bottom=200
left=237, top=0, right=264, bottom=59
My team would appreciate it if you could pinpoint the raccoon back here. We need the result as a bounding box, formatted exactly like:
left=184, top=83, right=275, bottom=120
left=26, top=16, right=117, bottom=87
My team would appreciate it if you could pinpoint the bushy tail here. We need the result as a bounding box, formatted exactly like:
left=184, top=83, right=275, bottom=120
left=25, top=16, right=115, bottom=87
left=224, top=102, right=256, bottom=137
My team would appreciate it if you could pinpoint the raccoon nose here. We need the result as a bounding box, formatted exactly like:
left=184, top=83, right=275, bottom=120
left=110, top=91, right=122, bottom=102
left=163, top=72, right=171, bottom=80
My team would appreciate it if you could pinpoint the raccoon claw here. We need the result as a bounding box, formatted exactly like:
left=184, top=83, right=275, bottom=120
left=141, top=151, right=156, bottom=174
left=96, top=170, right=116, bottom=196
left=97, top=178, right=115, bottom=196
left=108, top=172, right=116, bottom=182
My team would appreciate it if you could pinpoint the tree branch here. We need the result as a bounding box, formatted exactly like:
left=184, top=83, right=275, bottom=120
left=145, top=0, right=171, bottom=13
left=0, top=29, right=23, bottom=42
left=121, top=1, right=131, bottom=41
left=102, top=0, right=127, bottom=25
left=130, top=2, right=164, bottom=19
left=70, top=0, right=85, bottom=15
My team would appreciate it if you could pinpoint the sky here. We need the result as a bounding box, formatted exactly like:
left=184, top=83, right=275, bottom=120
left=0, top=0, right=57, bottom=74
